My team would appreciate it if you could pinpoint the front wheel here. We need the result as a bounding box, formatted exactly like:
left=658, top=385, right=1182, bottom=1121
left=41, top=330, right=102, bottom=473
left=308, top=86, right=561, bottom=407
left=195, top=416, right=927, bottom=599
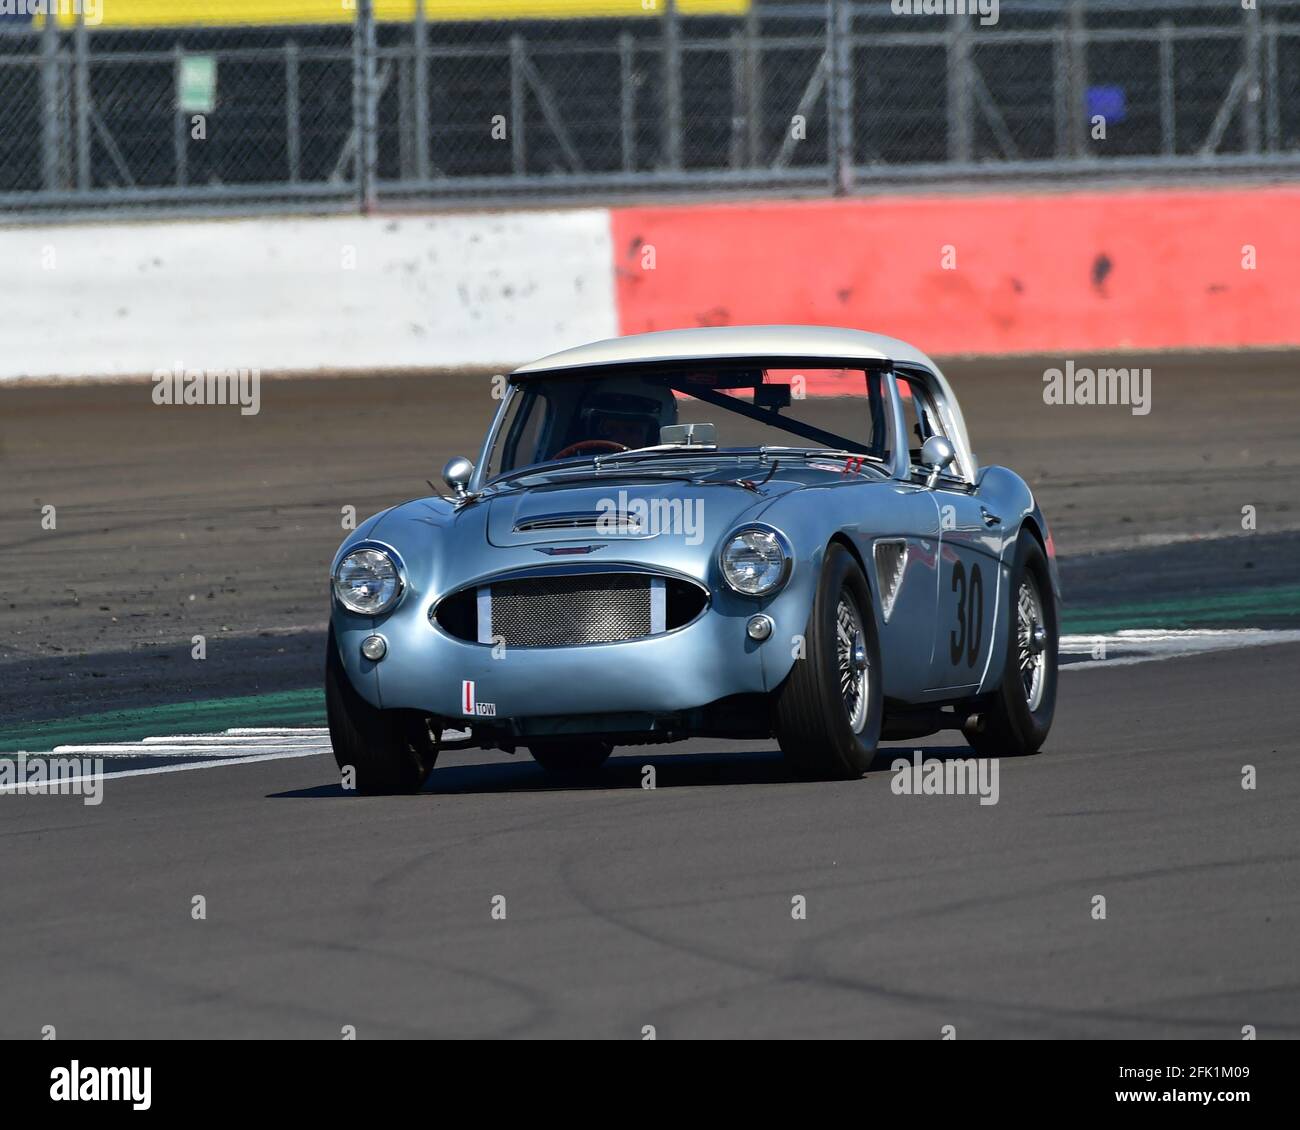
left=772, top=544, right=883, bottom=779
left=962, top=529, right=1058, bottom=757
left=325, top=625, right=437, bottom=794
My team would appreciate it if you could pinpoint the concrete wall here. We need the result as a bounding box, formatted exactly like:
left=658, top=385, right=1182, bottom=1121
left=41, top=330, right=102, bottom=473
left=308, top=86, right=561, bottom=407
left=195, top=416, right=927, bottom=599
left=0, top=210, right=617, bottom=379
left=3, top=185, right=1295, bottom=381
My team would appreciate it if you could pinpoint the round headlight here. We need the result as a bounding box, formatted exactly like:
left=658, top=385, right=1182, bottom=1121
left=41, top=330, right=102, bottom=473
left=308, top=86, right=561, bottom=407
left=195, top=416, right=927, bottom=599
left=720, top=527, right=792, bottom=596
left=333, top=546, right=403, bottom=615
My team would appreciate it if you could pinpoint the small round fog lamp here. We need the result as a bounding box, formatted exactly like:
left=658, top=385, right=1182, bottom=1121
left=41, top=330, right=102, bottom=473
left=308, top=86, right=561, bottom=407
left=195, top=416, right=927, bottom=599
left=360, top=635, right=388, bottom=662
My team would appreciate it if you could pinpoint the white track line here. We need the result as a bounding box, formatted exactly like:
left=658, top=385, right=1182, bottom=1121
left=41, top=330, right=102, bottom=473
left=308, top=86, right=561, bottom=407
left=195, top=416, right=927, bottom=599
left=49, top=744, right=325, bottom=757
left=226, top=727, right=330, bottom=736
left=0, top=749, right=324, bottom=792
left=1060, top=628, right=1300, bottom=669
left=139, top=733, right=314, bottom=738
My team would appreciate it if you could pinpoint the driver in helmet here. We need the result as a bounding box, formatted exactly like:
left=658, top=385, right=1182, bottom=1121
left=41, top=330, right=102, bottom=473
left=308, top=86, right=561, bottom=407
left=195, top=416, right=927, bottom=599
left=555, top=385, right=678, bottom=458
left=589, top=404, right=659, bottom=450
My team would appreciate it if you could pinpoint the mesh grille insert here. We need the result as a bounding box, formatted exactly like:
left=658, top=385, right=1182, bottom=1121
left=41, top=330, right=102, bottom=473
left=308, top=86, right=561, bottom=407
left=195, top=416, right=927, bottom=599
left=487, top=574, right=653, bottom=648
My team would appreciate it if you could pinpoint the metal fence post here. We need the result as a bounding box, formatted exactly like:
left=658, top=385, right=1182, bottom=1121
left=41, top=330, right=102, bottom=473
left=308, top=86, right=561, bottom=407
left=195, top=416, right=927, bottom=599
left=1158, top=21, right=1175, bottom=156
left=1066, top=0, right=1090, bottom=158
left=74, top=11, right=90, bottom=191
left=662, top=0, right=682, bottom=171
left=397, top=46, right=413, bottom=179
left=947, top=12, right=973, bottom=164
left=828, top=0, right=854, bottom=195
left=729, top=29, right=744, bottom=169
left=41, top=8, right=61, bottom=190
left=1243, top=2, right=1262, bottom=156
left=510, top=35, right=526, bottom=175
left=1264, top=17, right=1280, bottom=154
left=353, top=0, right=379, bottom=212
left=744, top=1, right=761, bottom=168
left=286, top=40, right=301, bottom=183
left=173, top=44, right=188, bottom=187
left=619, top=31, right=636, bottom=173
left=414, top=0, right=431, bottom=182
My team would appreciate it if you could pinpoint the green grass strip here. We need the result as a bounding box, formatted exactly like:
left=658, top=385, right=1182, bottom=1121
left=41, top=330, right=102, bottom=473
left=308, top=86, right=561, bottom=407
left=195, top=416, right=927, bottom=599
left=0, top=689, right=325, bottom=755
left=1061, top=583, right=1300, bottom=635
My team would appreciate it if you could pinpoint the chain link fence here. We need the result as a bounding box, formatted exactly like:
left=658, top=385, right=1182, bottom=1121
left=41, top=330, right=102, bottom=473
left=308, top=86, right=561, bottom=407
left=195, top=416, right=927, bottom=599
left=3, top=0, right=1299, bottom=220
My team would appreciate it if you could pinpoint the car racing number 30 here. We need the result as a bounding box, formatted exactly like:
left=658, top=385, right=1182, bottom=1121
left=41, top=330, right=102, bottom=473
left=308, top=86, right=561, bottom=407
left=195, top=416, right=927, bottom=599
left=949, top=559, right=984, bottom=668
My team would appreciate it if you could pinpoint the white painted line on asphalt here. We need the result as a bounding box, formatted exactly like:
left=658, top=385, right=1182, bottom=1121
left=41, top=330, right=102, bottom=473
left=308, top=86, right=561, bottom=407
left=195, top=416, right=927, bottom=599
left=34, top=730, right=334, bottom=758
left=0, top=748, right=325, bottom=792
left=139, top=734, right=313, bottom=744
left=49, top=744, right=326, bottom=757
left=11, top=724, right=467, bottom=763
left=227, top=727, right=330, bottom=736
left=1061, top=628, right=1300, bottom=669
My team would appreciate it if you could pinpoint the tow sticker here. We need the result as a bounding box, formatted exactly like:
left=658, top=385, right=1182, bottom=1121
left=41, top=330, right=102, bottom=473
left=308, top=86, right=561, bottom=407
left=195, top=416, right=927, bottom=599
left=461, top=680, right=497, bottom=717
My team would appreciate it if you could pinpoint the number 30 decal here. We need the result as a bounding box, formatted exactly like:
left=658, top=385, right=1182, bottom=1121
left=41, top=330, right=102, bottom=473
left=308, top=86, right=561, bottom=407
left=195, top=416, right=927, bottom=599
left=949, top=561, right=984, bottom=668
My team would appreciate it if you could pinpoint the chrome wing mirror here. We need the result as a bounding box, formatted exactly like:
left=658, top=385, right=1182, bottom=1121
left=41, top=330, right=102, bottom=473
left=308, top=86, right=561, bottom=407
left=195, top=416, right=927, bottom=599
left=920, top=435, right=956, bottom=488
left=442, top=456, right=474, bottom=498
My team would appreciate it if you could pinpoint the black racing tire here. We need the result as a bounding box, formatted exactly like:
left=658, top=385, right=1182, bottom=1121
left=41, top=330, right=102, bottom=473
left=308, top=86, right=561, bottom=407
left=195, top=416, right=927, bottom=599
left=772, top=543, right=883, bottom=779
left=962, top=528, right=1058, bottom=757
left=527, top=738, right=614, bottom=777
left=325, top=625, right=437, bottom=794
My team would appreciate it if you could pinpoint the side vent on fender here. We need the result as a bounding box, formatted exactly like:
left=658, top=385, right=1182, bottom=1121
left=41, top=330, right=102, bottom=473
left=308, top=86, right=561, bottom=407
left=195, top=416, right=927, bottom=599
left=873, top=539, right=909, bottom=624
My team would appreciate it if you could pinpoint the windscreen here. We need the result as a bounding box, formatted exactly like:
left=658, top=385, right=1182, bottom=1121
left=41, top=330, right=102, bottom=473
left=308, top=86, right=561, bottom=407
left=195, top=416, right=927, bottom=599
left=485, top=365, right=890, bottom=481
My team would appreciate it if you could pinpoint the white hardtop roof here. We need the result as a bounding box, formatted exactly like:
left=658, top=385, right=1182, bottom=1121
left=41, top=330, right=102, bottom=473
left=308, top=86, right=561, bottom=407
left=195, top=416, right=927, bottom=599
left=512, top=325, right=940, bottom=377
left=509, top=324, right=976, bottom=482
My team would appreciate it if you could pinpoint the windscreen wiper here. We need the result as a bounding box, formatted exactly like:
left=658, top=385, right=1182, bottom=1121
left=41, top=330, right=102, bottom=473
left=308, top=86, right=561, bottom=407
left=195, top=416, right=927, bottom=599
left=593, top=443, right=721, bottom=469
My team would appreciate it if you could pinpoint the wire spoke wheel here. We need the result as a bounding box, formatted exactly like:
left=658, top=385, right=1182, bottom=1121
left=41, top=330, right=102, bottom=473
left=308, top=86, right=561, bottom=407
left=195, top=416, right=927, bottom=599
left=772, top=544, right=880, bottom=779
left=835, top=591, right=870, bottom=734
left=963, top=529, right=1056, bottom=759
left=1016, top=573, right=1047, bottom=712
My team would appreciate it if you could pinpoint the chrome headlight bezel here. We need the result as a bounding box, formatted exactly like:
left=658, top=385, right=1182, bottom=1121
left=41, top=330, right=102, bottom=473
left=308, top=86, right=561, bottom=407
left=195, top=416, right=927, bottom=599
left=332, top=541, right=406, bottom=616
left=718, top=524, right=794, bottom=597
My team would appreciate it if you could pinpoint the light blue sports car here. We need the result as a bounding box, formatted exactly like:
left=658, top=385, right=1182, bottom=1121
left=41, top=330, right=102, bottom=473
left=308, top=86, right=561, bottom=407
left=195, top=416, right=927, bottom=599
left=326, top=326, right=1060, bottom=791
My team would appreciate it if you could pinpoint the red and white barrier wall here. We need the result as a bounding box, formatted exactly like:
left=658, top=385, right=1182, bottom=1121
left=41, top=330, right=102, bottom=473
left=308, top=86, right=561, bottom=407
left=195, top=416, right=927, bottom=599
left=2, top=185, right=1297, bottom=381
left=612, top=186, right=1300, bottom=355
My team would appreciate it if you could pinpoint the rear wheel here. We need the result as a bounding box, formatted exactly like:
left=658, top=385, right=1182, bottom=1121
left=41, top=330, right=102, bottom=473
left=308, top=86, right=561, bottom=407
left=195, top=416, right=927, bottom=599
left=772, top=544, right=883, bottom=779
left=962, top=529, right=1058, bottom=757
left=325, top=625, right=437, bottom=794
left=528, top=739, right=614, bottom=777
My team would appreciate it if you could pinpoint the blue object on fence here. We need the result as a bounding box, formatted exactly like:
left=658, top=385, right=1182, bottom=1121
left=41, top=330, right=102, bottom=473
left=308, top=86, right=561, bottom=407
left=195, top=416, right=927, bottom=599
left=1087, top=86, right=1127, bottom=124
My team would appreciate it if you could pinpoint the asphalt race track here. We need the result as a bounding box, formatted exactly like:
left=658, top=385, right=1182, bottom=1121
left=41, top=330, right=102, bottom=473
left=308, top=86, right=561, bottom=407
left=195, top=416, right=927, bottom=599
left=2, top=642, right=1297, bottom=1039
left=1, top=353, right=1297, bottom=1038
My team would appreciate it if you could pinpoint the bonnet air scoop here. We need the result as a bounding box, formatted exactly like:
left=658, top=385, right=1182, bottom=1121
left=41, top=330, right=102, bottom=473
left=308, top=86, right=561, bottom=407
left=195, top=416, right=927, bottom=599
left=487, top=485, right=658, bottom=546
left=514, top=511, right=644, bottom=535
